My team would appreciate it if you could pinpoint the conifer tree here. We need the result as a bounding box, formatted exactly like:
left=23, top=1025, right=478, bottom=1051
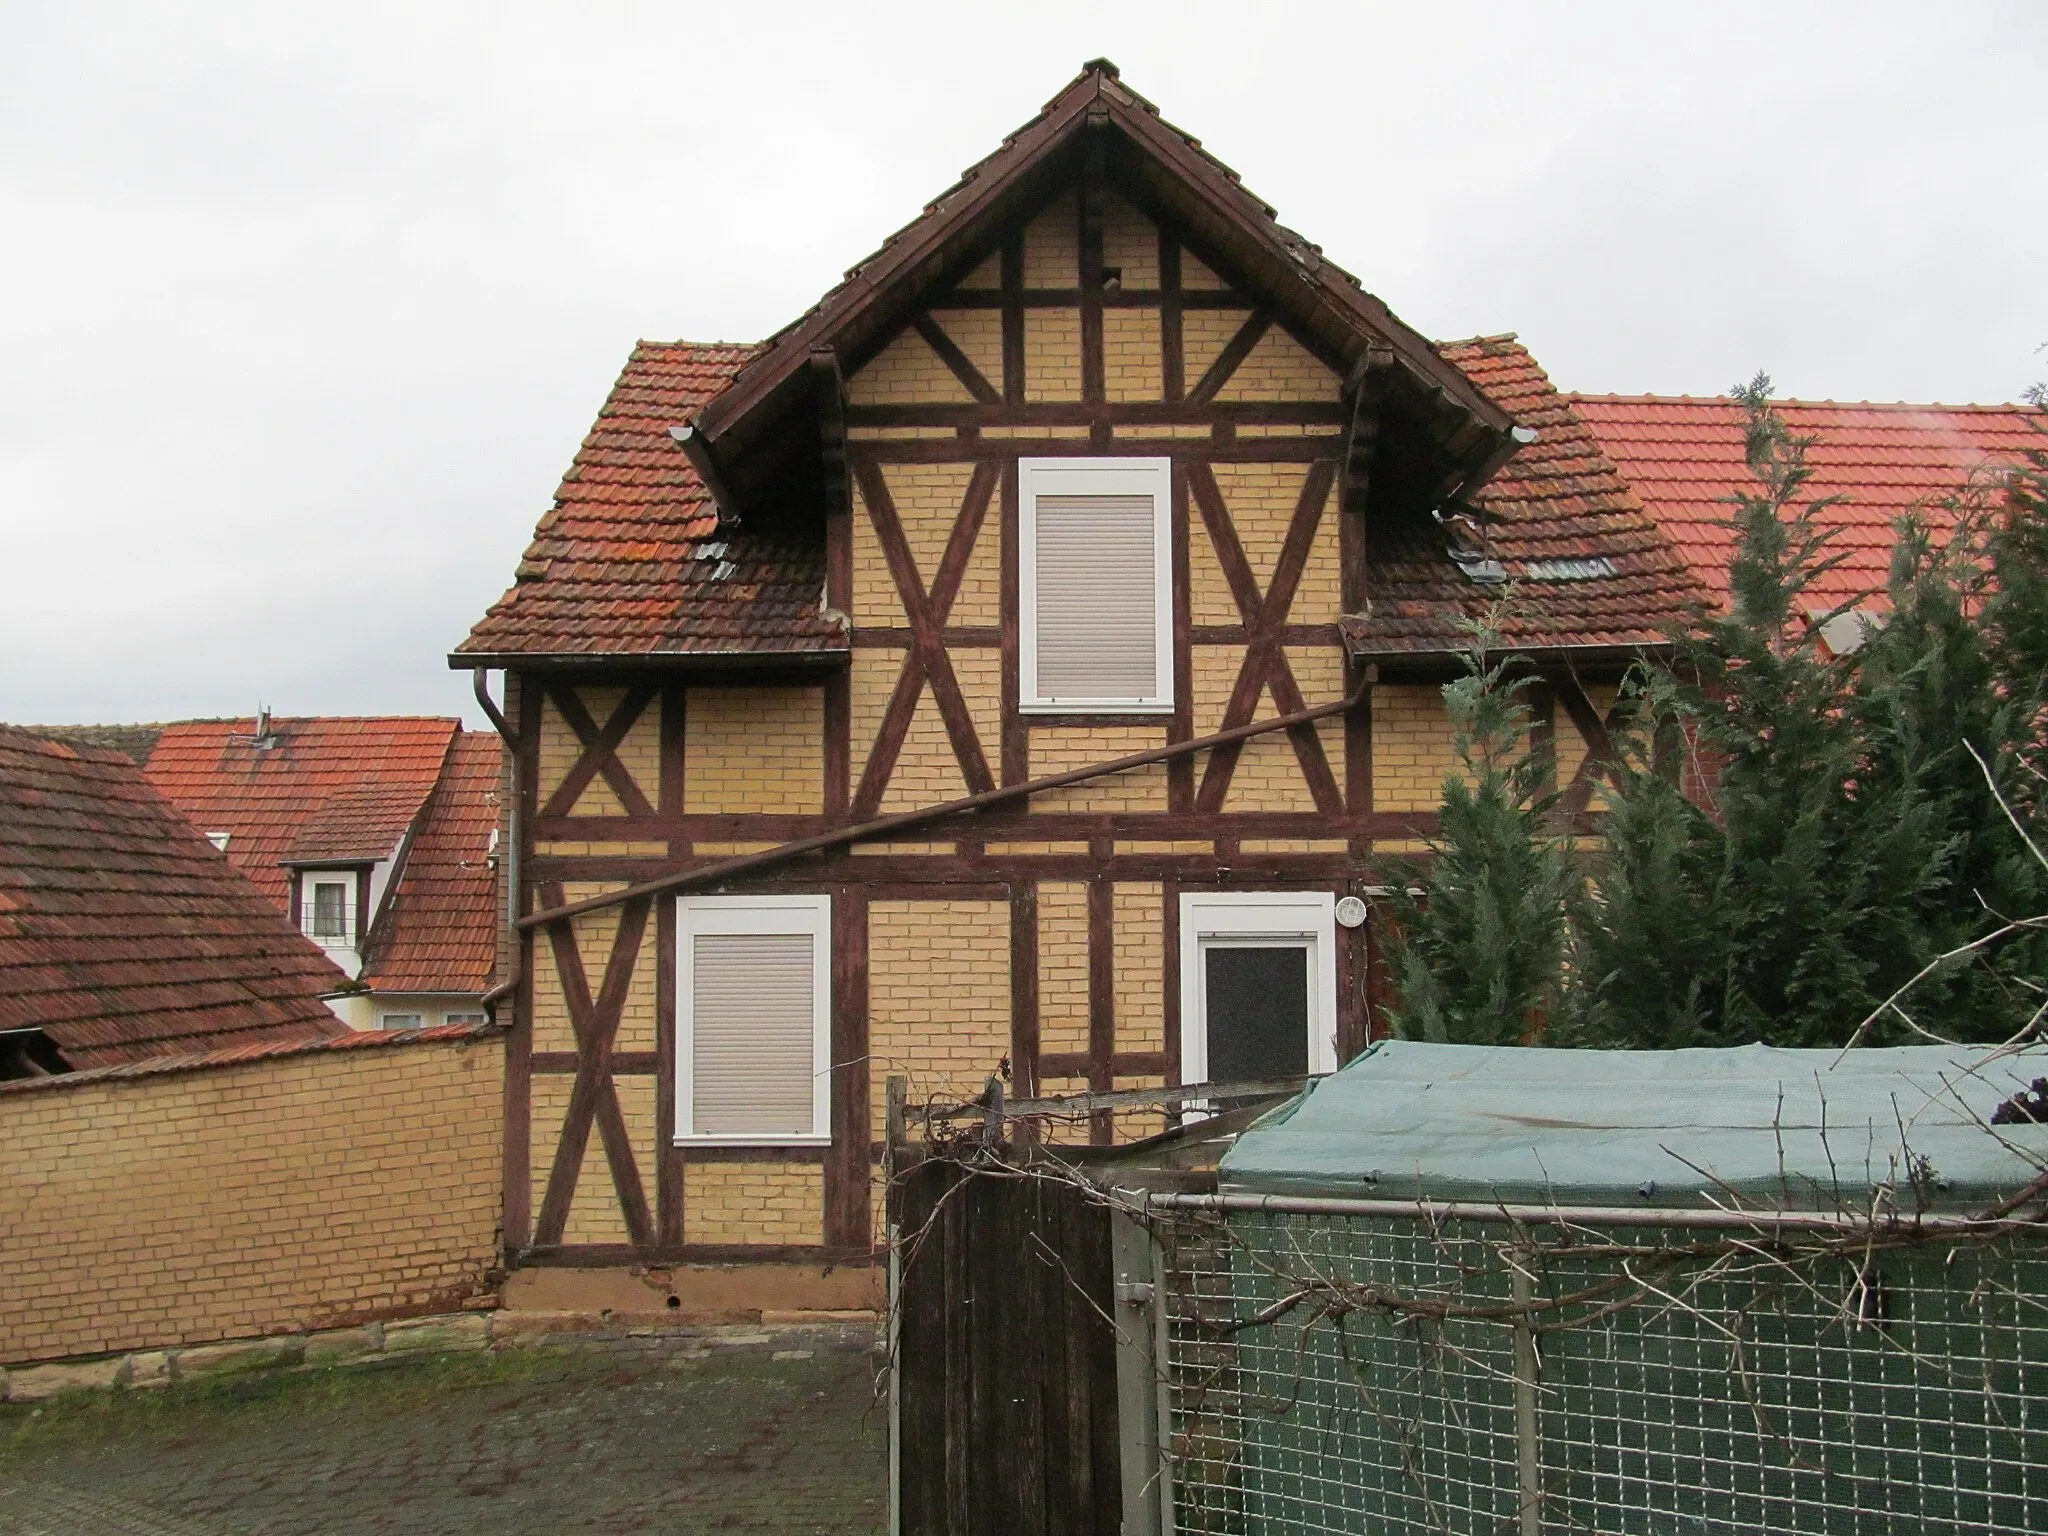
left=1382, top=620, right=1576, bottom=1045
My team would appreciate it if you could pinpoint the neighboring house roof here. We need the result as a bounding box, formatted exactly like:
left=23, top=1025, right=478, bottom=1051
left=1571, top=395, right=2046, bottom=609
left=1346, top=336, right=1710, bottom=660
left=455, top=341, right=844, bottom=664
left=0, top=727, right=351, bottom=1071
left=15, top=722, right=182, bottom=764
left=145, top=717, right=460, bottom=906
left=361, top=733, right=502, bottom=994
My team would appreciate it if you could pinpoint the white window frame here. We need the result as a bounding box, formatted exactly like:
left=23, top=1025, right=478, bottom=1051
left=303, top=875, right=354, bottom=944
left=1018, top=456, right=1174, bottom=714
left=1178, top=891, right=1339, bottom=1085
left=674, top=893, right=832, bottom=1147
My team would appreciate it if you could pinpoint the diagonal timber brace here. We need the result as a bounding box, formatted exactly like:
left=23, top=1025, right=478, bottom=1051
left=519, top=684, right=1367, bottom=929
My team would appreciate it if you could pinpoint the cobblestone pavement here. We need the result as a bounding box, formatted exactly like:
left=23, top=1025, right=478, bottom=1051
left=0, top=1324, right=886, bottom=1535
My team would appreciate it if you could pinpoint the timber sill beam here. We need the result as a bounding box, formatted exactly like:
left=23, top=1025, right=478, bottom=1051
left=519, top=684, right=1366, bottom=929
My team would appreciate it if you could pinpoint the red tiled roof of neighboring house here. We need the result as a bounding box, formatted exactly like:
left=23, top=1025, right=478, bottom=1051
left=145, top=717, right=459, bottom=906
left=362, top=733, right=502, bottom=994
left=454, top=342, right=844, bottom=662
left=0, top=1018, right=501, bottom=1097
left=1346, top=336, right=1709, bottom=658
left=0, top=728, right=352, bottom=1071
left=1570, top=395, right=2047, bottom=608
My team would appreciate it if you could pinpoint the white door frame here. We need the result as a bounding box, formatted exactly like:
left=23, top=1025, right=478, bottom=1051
left=1177, top=891, right=1338, bottom=1084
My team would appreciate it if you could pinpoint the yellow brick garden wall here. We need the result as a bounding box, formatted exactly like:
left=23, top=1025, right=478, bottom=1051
left=0, top=1033, right=503, bottom=1366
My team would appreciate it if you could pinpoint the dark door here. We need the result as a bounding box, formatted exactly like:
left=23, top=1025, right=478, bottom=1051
left=1203, top=943, right=1310, bottom=1083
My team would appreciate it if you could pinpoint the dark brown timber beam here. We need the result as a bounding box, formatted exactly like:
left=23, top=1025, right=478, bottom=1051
left=519, top=684, right=1366, bottom=928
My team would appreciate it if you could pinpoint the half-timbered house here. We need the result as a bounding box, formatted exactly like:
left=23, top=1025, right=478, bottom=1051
left=452, top=62, right=1704, bottom=1301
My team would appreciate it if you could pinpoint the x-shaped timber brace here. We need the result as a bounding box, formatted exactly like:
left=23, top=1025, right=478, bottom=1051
left=532, top=882, right=654, bottom=1248
left=851, top=455, right=999, bottom=817
left=539, top=681, right=658, bottom=819
left=1187, top=458, right=1344, bottom=814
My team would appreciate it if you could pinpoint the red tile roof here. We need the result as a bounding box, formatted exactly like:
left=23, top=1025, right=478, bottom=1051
left=362, top=733, right=502, bottom=994
left=1571, top=395, right=2047, bottom=608
left=454, top=342, right=845, bottom=662
left=0, top=1018, right=501, bottom=1098
left=145, top=717, right=459, bottom=906
left=0, top=728, right=352, bottom=1070
left=1346, top=336, right=1709, bottom=658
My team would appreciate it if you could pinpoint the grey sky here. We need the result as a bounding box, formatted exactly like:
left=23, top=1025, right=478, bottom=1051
left=3, top=1, right=2041, bottom=729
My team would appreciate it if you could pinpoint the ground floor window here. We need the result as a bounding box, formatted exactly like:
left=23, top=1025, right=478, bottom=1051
left=675, top=894, right=831, bottom=1145
left=1178, top=892, right=1338, bottom=1085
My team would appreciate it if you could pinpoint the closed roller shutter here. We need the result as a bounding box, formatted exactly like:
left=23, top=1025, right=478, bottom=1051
left=1033, top=494, right=1158, bottom=699
left=691, top=931, right=815, bottom=1135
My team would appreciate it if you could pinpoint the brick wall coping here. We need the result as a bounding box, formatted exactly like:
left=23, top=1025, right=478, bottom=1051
left=0, top=1020, right=505, bottom=1098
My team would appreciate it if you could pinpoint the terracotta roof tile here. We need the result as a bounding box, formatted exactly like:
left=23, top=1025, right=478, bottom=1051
left=1572, top=395, right=2048, bottom=608
left=454, top=342, right=844, bottom=661
left=0, top=1019, right=501, bottom=1097
left=361, top=733, right=502, bottom=994
left=0, top=727, right=352, bottom=1070
left=1346, top=336, right=1709, bottom=658
left=145, top=717, right=459, bottom=906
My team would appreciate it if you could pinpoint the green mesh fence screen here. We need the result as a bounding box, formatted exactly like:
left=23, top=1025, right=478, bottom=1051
left=1159, top=1212, right=2048, bottom=1534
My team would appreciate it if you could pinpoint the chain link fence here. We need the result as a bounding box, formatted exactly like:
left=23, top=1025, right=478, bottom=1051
left=1151, top=1206, right=2048, bottom=1535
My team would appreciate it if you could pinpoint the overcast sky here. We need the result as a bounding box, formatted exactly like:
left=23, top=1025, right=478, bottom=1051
left=3, top=2, right=2042, bottom=730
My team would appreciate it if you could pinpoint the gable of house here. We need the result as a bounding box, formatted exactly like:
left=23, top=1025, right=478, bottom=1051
left=0, top=728, right=351, bottom=1072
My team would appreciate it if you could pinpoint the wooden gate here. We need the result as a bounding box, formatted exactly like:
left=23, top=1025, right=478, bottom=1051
left=892, top=1157, right=1123, bottom=1536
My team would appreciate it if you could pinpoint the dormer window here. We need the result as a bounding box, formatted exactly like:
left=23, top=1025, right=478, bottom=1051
left=1019, top=457, right=1173, bottom=714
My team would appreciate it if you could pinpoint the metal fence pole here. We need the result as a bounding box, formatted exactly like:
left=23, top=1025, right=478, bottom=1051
left=1110, top=1201, right=1164, bottom=1536
left=1511, top=1264, right=1542, bottom=1536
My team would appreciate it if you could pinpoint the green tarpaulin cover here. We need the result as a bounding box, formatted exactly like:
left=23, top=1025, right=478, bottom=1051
left=1219, top=1040, right=2048, bottom=1209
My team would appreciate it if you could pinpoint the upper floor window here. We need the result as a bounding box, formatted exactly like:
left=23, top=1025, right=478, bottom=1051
left=1019, top=457, right=1173, bottom=714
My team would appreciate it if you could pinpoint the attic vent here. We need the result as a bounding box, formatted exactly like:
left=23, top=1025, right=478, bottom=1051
left=1521, top=557, right=1617, bottom=582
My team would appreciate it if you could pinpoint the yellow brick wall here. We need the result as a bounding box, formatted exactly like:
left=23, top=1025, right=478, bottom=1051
left=1037, top=881, right=1090, bottom=1056
left=847, top=327, right=974, bottom=406
left=868, top=900, right=1010, bottom=1128
left=1100, top=191, right=1160, bottom=287
left=1215, top=326, right=1341, bottom=403
left=1374, top=684, right=1466, bottom=813
left=1029, top=727, right=1169, bottom=812
left=683, top=1162, right=822, bottom=1247
left=0, top=1035, right=502, bottom=1365
left=851, top=463, right=1000, bottom=629
left=1183, top=308, right=1251, bottom=390
left=685, top=687, right=822, bottom=815
left=1103, top=308, right=1163, bottom=402
left=529, top=1072, right=657, bottom=1247
left=1203, top=463, right=1341, bottom=626
left=1022, top=188, right=1077, bottom=285
left=927, top=308, right=1003, bottom=390
left=1024, top=308, right=1083, bottom=401
left=529, top=881, right=653, bottom=1055
left=537, top=686, right=661, bottom=816
left=1112, top=883, right=1164, bottom=1056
